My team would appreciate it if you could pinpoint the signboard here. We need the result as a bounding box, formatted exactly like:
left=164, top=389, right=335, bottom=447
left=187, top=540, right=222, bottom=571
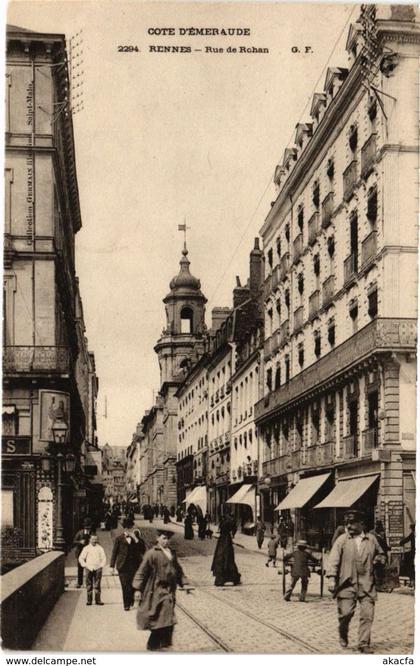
left=39, top=390, right=70, bottom=442
left=2, top=436, right=31, bottom=455
left=386, top=499, right=404, bottom=552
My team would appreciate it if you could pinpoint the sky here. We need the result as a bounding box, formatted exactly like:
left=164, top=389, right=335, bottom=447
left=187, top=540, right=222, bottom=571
left=7, top=0, right=355, bottom=448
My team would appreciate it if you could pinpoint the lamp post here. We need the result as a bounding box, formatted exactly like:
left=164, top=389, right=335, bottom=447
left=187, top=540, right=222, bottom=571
left=40, top=418, right=75, bottom=551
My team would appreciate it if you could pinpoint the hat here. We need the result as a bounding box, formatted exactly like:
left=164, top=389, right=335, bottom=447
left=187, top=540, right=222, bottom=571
left=343, top=509, right=365, bottom=522
left=83, top=518, right=92, bottom=528
left=157, top=529, right=174, bottom=538
left=297, top=540, right=308, bottom=547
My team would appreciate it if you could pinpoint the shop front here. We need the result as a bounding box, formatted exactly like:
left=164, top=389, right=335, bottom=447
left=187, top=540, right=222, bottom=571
left=226, top=483, right=256, bottom=532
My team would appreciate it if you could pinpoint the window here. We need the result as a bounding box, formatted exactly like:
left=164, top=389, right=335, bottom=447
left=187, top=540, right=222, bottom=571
left=349, top=299, right=358, bottom=333
left=266, top=368, right=273, bottom=392
left=313, top=254, right=320, bottom=276
left=276, top=298, right=281, bottom=316
left=298, top=343, right=304, bottom=368
left=181, top=307, right=193, bottom=333
left=284, top=289, right=290, bottom=309
left=368, top=288, right=378, bottom=319
left=314, top=331, right=321, bottom=358
left=298, top=274, right=304, bottom=295
left=1, top=490, right=14, bottom=527
left=327, top=236, right=335, bottom=257
left=267, top=249, right=273, bottom=269
left=312, top=181, right=320, bottom=209
left=368, top=98, right=377, bottom=124
left=285, top=225, right=290, bottom=242
left=285, top=355, right=290, bottom=383
left=276, top=237, right=281, bottom=257
left=327, top=158, right=335, bottom=180
left=297, top=207, right=304, bottom=232
left=349, top=125, right=358, bottom=153
left=367, top=186, right=378, bottom=225
left=274, top=365, right=281, bottom=390
left=328, top=320, right=336, bottom=347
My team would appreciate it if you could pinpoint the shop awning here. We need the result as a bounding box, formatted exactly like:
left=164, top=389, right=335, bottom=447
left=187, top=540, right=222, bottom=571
left=186, top=486, right=207, bottom=513
left=226, top=483, right=255, bottom=509
left=275, top=473, right=330, bottom=511
left=314, top=474, right=379, bottom=509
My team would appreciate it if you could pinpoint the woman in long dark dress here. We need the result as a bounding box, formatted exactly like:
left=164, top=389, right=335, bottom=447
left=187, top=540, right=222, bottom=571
left=184, top=513, right=194, bottom=540
left=211, top=510, right=241, bottom=586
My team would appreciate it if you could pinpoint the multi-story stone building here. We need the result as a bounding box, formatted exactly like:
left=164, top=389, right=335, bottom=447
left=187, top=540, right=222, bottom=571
left=2, top=25, right=97, bottom=556
left=255, top=5, right=418, bottom=551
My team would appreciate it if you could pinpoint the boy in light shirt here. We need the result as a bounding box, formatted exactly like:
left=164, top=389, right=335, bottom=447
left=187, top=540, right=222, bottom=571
left=78, top=534, right=107, bottom=606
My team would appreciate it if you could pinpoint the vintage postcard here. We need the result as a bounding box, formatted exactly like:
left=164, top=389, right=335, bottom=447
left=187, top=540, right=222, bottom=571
left=2, top=1, right=417, bottom=658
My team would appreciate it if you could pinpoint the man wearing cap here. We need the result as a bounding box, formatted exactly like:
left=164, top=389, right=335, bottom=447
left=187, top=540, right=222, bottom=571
left=73, top=518, right=95, bottom=588
left=133, top=528, right=186, bottom=651
left=327, top=509, right=385, bottom=653
left=283, top=540, right=319, bottom=602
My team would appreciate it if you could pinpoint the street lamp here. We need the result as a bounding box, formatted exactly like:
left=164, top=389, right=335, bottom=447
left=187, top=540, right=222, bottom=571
left=40, top=419, right=74, bottom=551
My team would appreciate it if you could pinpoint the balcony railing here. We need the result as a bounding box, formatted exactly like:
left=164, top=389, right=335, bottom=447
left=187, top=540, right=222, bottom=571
left=361, top=133, right=377, bottom=178
left=343, top=434, right=358, bottom=459
left=3, top=346, right=70, bottom=374
left=255, top=318, right=417, bottom=423
left=344, top=253, right=358, bottom=285
left=362, top=427, right=378, bottom=454
left=279, top=252, right=290, bottom=281
left=293, top=306, right=304, bottom=332
left=321, top=192, right=334, bottom=229
left=308, top=212, right=320, bottom=246
left=279, top=319, right=290, bottom=348
left=343, top=160, right=358, bottom=201
left=308, top=290, right=320, bottom=320
left=292, top=234, right=303, bottom=264
left=361, top=230, right=377, bottom=267
left=322, top=275, right=335, bottom=307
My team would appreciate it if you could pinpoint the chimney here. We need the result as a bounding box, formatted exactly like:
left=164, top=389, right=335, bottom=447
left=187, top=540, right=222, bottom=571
left=211, top=307, right=231, bottom=333
left=249, top=237, right=264, bottom=297
left=233, top=276, right=250, bottom=309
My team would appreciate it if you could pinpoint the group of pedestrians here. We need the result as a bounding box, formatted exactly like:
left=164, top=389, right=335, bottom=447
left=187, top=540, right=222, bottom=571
left=183, top=505, right=211, bottom=540
left=142, top=503, right=175, bottom=524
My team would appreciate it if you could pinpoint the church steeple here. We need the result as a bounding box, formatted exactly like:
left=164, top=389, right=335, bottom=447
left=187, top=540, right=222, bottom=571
left=154, top=244, right=207, bottom=385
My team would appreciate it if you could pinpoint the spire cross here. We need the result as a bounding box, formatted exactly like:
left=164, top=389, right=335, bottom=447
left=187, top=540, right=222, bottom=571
left=178, top=220, right=191, bottom=251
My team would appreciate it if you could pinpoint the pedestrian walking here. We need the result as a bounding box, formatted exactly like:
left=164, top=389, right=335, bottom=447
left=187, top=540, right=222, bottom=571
left=266, top=533, right=280, bottom=567
left=211, top=508, right=241, bottom=586
left=255, top=516, right=266, bottom=549
left=283, top=540, right=318, bottom=602
left=184, top=511, right=194, bottom=540
left=133, top=529, right=186, bottom=651
left=73, top=518, right=95, bottom=588
left=163, top=506, right=171, bottom=524
left=78, top=534, right=106, bottom=606
left=327, top=509, right=385, bottom=653
left=277, top=517, right=288, bottom=549
left=110, top=517, right=146, bottom=610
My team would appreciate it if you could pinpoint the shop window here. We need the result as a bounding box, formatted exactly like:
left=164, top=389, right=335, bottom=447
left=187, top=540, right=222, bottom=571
left=368, top=288, right=378, bottom=319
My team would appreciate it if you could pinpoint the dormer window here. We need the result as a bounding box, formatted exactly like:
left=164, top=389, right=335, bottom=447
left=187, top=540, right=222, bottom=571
left=349, top=125, right=358, bottom=153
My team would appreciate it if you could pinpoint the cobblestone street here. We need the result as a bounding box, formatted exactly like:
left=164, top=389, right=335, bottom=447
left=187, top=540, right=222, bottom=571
left=32, top=518, right=414, bottom=654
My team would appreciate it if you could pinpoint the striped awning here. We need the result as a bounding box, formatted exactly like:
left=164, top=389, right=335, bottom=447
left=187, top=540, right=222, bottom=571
left=275, top=473, right=330, bottom=511
left=315, top=474, right=379, bottom=509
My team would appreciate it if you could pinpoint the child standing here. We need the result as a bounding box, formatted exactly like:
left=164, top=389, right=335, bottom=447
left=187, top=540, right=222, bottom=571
left=266, top=533, right=280, bottom=567
left=283, top=539, right=319, bottom=602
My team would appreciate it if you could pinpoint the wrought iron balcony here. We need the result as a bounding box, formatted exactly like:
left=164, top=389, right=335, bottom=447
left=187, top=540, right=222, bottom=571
left=322, top=275, right=335, bottom=307
left=321, top=192, right=334, bottom=229
left=344, top=253, right=358, bottom=285
left=3, top=346, right=71, bottom=374
left=308, top=212, right=320, bottom=246
left=308, top=290, right=320, bottom=321
left=361, top=230, right=377, bottom=267
left=362, top=427, right=378, bottom=454
left=292, top=234, right=303, bottom=264
left=361, top=133, right=377, bottom=178
left=343, top=434, right=358, bottom=459
left=343, top=160, right=358, bottom=202
left=279, top=252, right=290, bottom=281
left=293, top=306, right=304, bottom=332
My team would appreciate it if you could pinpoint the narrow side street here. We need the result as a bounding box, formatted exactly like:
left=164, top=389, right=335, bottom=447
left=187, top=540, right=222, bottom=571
left=33, top=519, right=414, bottom=653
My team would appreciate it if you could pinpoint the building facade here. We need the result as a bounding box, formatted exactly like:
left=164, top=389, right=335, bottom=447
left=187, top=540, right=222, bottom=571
left=255, top=5, right=418, bottom=551
left=3, top=25, right=97, bottom=558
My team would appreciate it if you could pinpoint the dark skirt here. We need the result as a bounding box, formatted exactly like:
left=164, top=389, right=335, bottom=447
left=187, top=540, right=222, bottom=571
left=211, top=534, right=241, bottom=585
left=184, top=522, right=194, bottom=539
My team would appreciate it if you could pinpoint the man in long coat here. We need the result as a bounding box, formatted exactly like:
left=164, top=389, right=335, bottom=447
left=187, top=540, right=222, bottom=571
left=327, top=509, right=384, bottom=653
left=110, top=517, right=146, bottom=610
left=133, top=529, right=185, bottom=651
